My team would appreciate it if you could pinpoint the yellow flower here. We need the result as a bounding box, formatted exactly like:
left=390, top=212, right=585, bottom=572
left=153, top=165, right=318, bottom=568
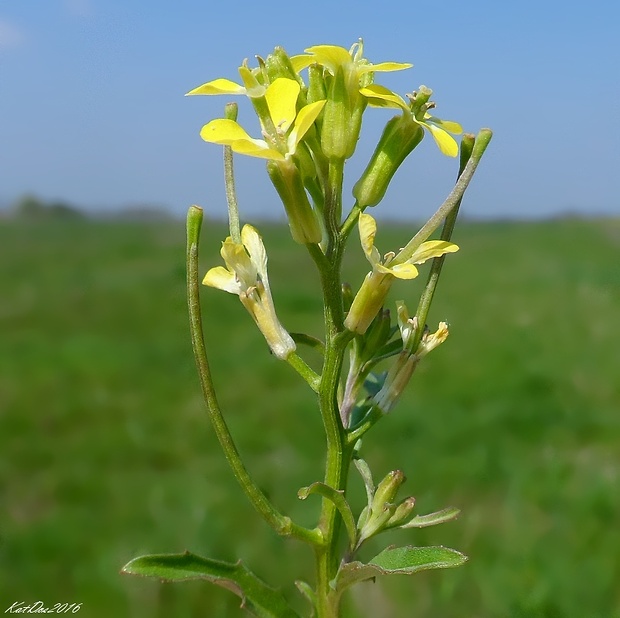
left=292, top=40, right=411, bottom=81
left=360, top=84, right=462, bottom=157
left=344, top=213, right=458, bottom=334
left=190, top=69, right=324, bottom=244
left=197, top=78, right=325, bottom=161
left=292, top=40, right=412, bottom=160
left=203, top=225, right=296, bottom=360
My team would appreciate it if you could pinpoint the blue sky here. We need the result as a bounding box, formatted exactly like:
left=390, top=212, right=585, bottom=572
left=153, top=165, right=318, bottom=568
left=1, top=0, right=618, bottom=220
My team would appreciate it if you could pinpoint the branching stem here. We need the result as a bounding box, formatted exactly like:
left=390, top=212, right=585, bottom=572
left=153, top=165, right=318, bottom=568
left=186, top=206, right=322, bottom=547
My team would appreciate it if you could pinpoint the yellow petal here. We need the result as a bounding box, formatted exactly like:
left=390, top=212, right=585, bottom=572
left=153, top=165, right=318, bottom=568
left=220, top=238, right=257, bottom=288
left=290, top=54, right=314, bottom=73
left=409, top=240, right=459, bottom=264
left=360, top=85, right=408, bottom=111
left=202, top=266, right=241, bottom=294
left=241, top=225, right=268, bottom=281
left=378, top=262, right=420, bottom=279
left=287, top=100, right=326, bottom=154
left=304, top=44, right=352, bottom=73
left=358, top=213, right=381, bottom=265
left=230, top=140, right=284, bottom=160
left=425, top=115, right=463, bottom=134
left=424, top=123, right=459, bottom=157
left=186, top=79, right=245, bottom=96
left=265, top=78, right=300, bottom=132
left=200, top=119, right=255, bottom=145
left=200, top=119, right=283, bottom=159
left=359, top=61, right=412, bottom=73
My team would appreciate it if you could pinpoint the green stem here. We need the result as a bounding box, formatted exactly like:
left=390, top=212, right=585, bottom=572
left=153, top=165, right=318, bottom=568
left=287, top=352, right=321, bottom=392
left=224, top=103, right=241, bottom=243
left=307, top=192, right=353, bottom=615
left=324, top=159, right=345, bottom=258
left=397, top=129, right=492, bottom=264
left=339, top=202, right=362, bottom=243
left=412, top=134, right=475, bottom=349
left=186, top=205, right=322, bottom=547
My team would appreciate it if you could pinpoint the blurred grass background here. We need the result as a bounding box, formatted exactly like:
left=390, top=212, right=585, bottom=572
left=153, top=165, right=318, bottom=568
left=1, top=216, right=619, bottom=617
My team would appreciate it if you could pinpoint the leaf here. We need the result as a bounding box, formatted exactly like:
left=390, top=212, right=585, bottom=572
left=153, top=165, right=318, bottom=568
left=369, top=545, right=467, bottom=571
left=294, top=580, right=317, bottom=617
left=332, top=545, right=467, bottom=594
left=121, top=551, right=299, bottom=618
left=353, top=457, right=375, bottom=506
left=399, top=506, right=460, bottom=529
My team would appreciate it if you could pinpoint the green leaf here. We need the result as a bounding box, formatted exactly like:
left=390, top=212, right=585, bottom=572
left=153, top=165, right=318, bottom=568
left=399, top=506, right=460, bottom=529
left=369, top=545, right=467, bottom=571
left=122, top=551, right=299, bottom=618
left=353, top=457, right=375, bottom=506
left=294, top=580, right=317, bottom=616
left=332, top=545, right=467, bottom=593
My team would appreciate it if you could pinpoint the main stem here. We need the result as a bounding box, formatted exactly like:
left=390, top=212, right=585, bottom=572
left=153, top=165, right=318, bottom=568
left=309, top=159, right=355, bottom=617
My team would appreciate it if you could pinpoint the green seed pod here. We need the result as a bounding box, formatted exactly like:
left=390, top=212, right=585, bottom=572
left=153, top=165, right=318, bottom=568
left=352, top=115, right=424, bottom=208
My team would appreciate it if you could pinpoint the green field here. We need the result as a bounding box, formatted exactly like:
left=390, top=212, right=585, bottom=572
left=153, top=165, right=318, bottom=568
left=1, top=216, right=619, bottom=617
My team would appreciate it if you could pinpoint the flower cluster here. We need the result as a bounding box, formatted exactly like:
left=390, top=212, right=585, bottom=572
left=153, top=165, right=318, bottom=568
left=189, top=41, right=467, bottom=415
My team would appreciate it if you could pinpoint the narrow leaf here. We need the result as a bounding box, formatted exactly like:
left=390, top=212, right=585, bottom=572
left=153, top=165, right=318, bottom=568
left=400, top=506, right=460, bottom=529
left=294, top=580, right=317, bottom=616
left=353, top=457, right=375, bottom=506
left=369, top=545, right=467, bottom=572
left=333, top=545, right=467, bottom=594
left=122, top=551, right=299, bottom=618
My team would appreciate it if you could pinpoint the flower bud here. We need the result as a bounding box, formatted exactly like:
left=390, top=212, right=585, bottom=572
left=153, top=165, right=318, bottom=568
left=307, top=64, right=327, bottom=106
left=358, top=503, right=397, bottom=543
left=320, top=66, right=367, bottom=160
left=265, top=47, right=303, bottom=86
left=267, top=160, right=322, bottom=244
left=353, top=115, right=424, bottom=208
left=357, top=470, right=406, bottom=543
left=386, top=496, right=416, bottom=528
left=371, top=470, right=406, bottom=514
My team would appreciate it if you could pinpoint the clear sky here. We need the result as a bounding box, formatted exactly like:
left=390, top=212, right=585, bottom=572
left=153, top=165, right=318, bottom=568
left=1, top=0, right=618, bottom=220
